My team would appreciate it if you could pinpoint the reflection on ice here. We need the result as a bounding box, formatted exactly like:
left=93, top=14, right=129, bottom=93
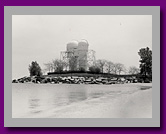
left=12, top=83, right=152, bottom=118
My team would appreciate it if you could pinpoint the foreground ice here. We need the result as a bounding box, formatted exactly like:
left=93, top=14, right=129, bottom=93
left=12, top=83, right=152, bottom=118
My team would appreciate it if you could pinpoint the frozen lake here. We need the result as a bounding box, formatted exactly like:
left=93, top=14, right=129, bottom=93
left=12, top=83, right=152, bottom=118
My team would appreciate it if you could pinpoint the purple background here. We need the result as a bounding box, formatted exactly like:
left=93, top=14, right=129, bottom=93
left=0, top=0, right=165, bottom=133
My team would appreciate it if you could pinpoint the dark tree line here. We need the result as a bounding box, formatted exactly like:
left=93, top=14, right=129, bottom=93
left=138, top=47, right=152, bottom=82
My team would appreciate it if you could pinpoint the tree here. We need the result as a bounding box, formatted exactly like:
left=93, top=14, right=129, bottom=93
left=138, top=47, right=152, bottom=79
left=29, top=61, right=42, bottom=76
left=105, top=61, right=114, bottom=74
left=113, top=63, right=126, bottom=75
left=128, top=66, right=140, bottom=75
left=95, top=67, right=101, bottom=73
left=44, top=62, right=54, bottom=72
left=79, top=67, right=86, bottom=72
left=52, top=59, right=65, bottom=73
left=96, top=59, right=107, bottom=73
left=89, top=66, right=101, bottom=73
left=89, top=66, right=95, bottom=73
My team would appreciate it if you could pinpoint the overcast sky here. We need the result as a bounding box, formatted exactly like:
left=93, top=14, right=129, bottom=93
left=12, top=15, right=152, bottom=79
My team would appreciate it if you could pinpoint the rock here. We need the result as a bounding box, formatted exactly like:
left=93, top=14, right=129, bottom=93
left=12, top=79, right=18, bottom=83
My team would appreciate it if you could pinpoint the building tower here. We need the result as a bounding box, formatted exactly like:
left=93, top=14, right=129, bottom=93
left=77, top=39, right=89, bottom=70
left=66, top=40, right=78, bottom=71
left=60, top=40, right=95, bottom=71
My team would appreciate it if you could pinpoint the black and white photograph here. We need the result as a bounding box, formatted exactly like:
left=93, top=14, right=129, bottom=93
left=12, top=15, right=152, bottom=118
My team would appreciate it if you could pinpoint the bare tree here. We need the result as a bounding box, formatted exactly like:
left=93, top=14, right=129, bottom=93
left=105, top=61, right=114, bottom=74
left=113, top=63, right=126, bottom=75
left=96, top=59, right=107, bottom=73
left=52, top=59, right=65, bottom=72
left=44, top=59, right=67, bottom=73
left=128, top=66, right=140, bottom=74
left=42, top=68, right=47, bottom=75
left=44, top=62, right=54, bottom=73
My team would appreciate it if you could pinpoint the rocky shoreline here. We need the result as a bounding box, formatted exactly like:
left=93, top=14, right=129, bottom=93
left=12, top=75, right=139, bottom=85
